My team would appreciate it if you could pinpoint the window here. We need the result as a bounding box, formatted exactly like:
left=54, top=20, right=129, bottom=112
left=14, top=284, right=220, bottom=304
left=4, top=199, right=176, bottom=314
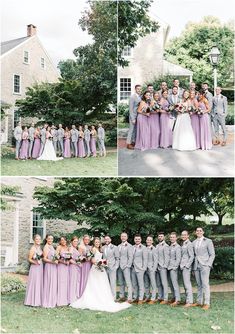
left=41, top=57, right=45, bottom=69
left=23, top=51, right=29, bottom=64
left=120, top=78, right=131, bottom=101
left=122, top=46, right=132, bottom=57
left=13, top=110, right=21, bottom=128
left=31, top=210, right=45, bottom=242
left=13, top=74, right=21, bottom=94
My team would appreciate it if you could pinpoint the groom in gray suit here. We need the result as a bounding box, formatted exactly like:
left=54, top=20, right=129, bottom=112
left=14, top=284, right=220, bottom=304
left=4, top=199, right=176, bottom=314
left=126, top=85, right=142, bottom=150
left=13, top=122, right=22, bottom=159
left=144, top=236, right=158, bottom=304
left=131, top=234, right=148, bottom=304
left=212, top=87, right=228, bottom=145
left=57, top=124, right=64, bottom=156
left=192, top=227, right=215, bottom=310
left=117, top=233, right=133, bottom=303
left=102, top=235, right=120, bottom=299
left=70, top=125, right=79, bottom=157
left=39, top=123, right=48, bottom=156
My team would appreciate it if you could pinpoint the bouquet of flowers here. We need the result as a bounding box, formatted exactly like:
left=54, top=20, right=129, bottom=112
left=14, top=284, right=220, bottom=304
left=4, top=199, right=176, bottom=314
left=187, top=106, right=197, bottom=114
left=61, top=252, right=72, bottom=263
left=196, top=107, right=204, bottom=116
left=94, top=259, right=108, bottom=272
left=151, top=102, right=161, bottom=112
left=33, top=253, right=43, bottom=264
left=85, top=250, right=95, bottom=261
left=76, top=255, right=87, bottom=265
left=175, top=103, right=187, bottom=114
left=51, top=253, right=60, bottom=263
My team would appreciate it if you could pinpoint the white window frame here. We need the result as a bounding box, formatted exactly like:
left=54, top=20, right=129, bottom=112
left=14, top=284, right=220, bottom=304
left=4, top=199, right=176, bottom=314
left=40, top=57, right=45, bottom=69
left=13, top=74, right=21, bottom=95
left=119, top=77, right=132, bottom=102
left=30, top=208, right=46, bottom=243
left=122, top=46, right=133, bottom=58
left=23, top=50, right=30, bottom=64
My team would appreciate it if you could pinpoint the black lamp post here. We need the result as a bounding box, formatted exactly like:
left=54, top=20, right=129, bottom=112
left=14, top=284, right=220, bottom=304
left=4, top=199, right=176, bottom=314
left=209, top=46, right=220, bottom=95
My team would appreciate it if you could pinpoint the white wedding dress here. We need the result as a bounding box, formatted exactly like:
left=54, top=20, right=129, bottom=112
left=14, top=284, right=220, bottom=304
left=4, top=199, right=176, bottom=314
left=172, top=112, right=196, bottom=151
left=37, top=139, right=63, bottom=161
left=70, top=250, right=131, bottom=313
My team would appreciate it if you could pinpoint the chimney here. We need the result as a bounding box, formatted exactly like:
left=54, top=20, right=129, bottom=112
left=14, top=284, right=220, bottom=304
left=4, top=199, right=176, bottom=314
left=27, top=24, right=37, bottom=37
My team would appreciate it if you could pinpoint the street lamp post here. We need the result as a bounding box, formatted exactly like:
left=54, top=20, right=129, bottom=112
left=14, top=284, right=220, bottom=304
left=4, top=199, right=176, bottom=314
left=209, top=46, right=220, bottom=95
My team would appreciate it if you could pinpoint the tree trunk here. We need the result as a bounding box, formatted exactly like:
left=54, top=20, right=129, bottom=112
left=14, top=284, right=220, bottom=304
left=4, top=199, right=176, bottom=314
left=218, top=213, right=225, bottom=225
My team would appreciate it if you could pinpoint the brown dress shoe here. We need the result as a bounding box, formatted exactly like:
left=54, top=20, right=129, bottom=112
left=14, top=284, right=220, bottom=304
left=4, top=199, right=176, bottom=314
left=170, top=301, right=180, bottom=307
left=156, top=299, right=163, bottom=303
left=132, top=299, right=138, bottom=304
left=126, top=144, right=134, bottom=150
left=116, top=297, right=126, bottom=302
left=202, top=304, right=210, bottom=310
left=169, top=298, right=175, bottom=303
left=221, top=141, right=226, bottom=146
left=160, top=300, right=168, bottom=305
left=184, top=303, right=193, bottom=308
left=191, top=303, right=203, bottom=307
left=147, top=300, right=155, bottom=305
left=127, top=300, right=133, bottom=304
left=143, top=298, right=150, bottom=303
left=138, top=300, right=144, bottom=305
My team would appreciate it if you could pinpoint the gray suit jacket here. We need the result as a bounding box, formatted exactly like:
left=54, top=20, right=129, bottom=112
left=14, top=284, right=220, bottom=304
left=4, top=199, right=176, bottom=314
left=71, top=129, right=79, bottom=142
left=40, top=128, right=47, bottom=143
left=132, top=244, right=148, bottom=272
left=168, top=94, right=181, bottom=106
left=14, top=126, right=22, bottom=141
left=169, top=87, right=184, bottom=98
left=156, top=241, right=170, bottom=269
left=102, top=244, right=119, bottom=270
left=129, top=93, right=141, bottom=122
left=212, top=95, right=228, bottom=116
left=146, top=246, right=158, bottom=272
left=84, top=129, right=91, bottom=141
left=98, top=127, right=105, bottom=140
left=57, top=128, right=64, bottom=140
left=180, top=240, right=194, bottom=270
left=192, top=237, right=215, bottom=269
left=205, top=90, right=213, bottom=109
left=51, top=129, right=58, bottom=142
left=28, top=127, right=35, bottom=141
left=118, top=242, right=133, bottom=270
left=168, top=243, right=182, bottom=270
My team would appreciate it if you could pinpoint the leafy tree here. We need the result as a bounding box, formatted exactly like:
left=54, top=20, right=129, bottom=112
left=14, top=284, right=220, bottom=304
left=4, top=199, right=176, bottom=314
left=0, top=185, right=20, bottom=211
left=165, top=16, right=234, bottom=88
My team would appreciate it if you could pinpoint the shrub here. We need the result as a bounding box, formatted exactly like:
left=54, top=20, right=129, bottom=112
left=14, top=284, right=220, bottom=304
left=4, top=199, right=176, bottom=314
left=1, top=274, right=26, bottom=294
left=211, top=224, right=234, bottom=234
left=118, top=103, right=129, bottom=123
left=211, top=246, right=234, bottom=280
left=15, top=261, right=30, bottom=275
left=226, top=113, right=234, bottom=125
left=0, top=144, right=14, bottom=158
left=144, top=74, right=191, bottom=91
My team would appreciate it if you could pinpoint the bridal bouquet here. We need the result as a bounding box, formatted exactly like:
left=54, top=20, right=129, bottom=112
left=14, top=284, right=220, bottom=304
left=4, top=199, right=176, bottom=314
left=33, top=253, right=43, bottom=264
left=95, top=259, right=108, bottom=272
left=175, top=103, right=187, bottom=114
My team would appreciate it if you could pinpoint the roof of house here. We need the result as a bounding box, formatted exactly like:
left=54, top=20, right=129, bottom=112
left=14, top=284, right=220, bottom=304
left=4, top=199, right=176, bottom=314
left=163, top=60, right=193, bottom=76
left=1, top=36, right=30, bottom=55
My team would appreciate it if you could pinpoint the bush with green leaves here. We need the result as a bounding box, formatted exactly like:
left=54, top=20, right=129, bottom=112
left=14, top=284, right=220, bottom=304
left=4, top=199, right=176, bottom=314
left=15, top=261, right=30, bottom=275
left=144, top=75, right=191, bottom=92
left=0, top=145, right=14, bottom=158
left=118, top=103, right=129, bottom=123
left=211, top=246, right=234, bottom=280
left=1, top=274, right=26, bottom=294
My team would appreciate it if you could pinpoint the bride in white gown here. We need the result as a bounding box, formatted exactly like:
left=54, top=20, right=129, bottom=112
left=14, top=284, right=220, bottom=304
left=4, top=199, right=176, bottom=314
left=37, top=127, right=63, bottom=161
left=70, top=238, right=131, bottom=313
left=172, top=90, right=196, bottom=151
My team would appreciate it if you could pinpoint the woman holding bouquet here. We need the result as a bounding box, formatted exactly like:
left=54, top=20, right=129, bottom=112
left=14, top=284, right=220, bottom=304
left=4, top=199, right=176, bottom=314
left=149, top=91, right=161, bottom=149
left=79, top=235, right=92, bottom=296
left=63, top=127, right=71, bottom=158
left=42, top=234, right=58, bottom=308
left=38, top=127, right=62, bottom=161
left=135, top=91, right=151, bottom=151
left=198, top=91, right=212, bottom=150
left=159, top=90, right=173, bottom=149
left=19, top=127, right=29, bottom=159
left=56, top=236, right=70, bottom=306
left=31, top=127, right=41, bottom=159
left=68, top=236, right=82, bottom=304
left=78, top=126, right=86, bottom=158
left=70, top=238, right=131, bottom=312
left=189, top=90, right=200, bottom=149
left=172, top=90, right=196, bottom=151
left=90, top=126, right=97, bottom=157
left=24, top=234, right=43, bottom=307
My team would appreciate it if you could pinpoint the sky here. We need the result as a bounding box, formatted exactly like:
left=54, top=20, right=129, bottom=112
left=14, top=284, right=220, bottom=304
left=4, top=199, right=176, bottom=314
left=1, top=0, right=234, bottom=66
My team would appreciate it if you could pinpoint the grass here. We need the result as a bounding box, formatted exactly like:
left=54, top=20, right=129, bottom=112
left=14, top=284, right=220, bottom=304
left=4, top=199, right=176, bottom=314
left=1, top=150, right=117, bottom=176
left=1, top=292, right=233, bottom=333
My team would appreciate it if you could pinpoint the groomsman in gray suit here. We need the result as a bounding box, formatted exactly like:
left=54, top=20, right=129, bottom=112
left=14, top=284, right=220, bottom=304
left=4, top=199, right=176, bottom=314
left=39, top=123, right=47, bottom=156
left=117, top=233, right=133, bottom=303
left=70, top=125, right=79, bottom=157
left=155, top=232, right=170, bottom=304
left=97, top=123, right=106, bottom=157
left=28, top=122, right=35, bottom=159
left=169, top=79, right=184, bottom=98
left=147, top=84, right=154, bottom=98
left=168, top=232, right=182, bottom=306
left=84, top=125, right=91, bottom=157
left=13, top=121, right=22, bottom=160
left=131, top=234, right=148, bottom=304
left=144, top=236, right=158, bottom=304
left=212, top=87, right=228, bottom=146
left=180, top=230, right=194, bottom=307
left=102, top=235, right=120, bottom=299
left=192, top=227, right=215, bottom=310
left=57, top=124, right=64, bottom=156
left=51, top=125, right=58, bottom=154
left=126, top=85, right=142, bottom=150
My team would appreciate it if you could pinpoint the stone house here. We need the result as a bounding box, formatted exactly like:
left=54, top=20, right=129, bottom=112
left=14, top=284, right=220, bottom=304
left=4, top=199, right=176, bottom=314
left=1, top=24, right=60, bottom=144
left=1, top=177, right=78, bottom=270
left=118, top=16, right=193, bottom=102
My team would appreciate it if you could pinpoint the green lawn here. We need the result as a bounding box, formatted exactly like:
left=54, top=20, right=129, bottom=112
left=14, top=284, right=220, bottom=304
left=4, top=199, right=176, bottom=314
left=1, top=150, right=117, bottom=176
left=1, top=292, right=233, bottom=333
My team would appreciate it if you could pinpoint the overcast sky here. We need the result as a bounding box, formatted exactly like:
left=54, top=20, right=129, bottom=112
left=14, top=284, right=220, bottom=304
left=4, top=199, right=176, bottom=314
left=1, top=0, right=234, bottom=67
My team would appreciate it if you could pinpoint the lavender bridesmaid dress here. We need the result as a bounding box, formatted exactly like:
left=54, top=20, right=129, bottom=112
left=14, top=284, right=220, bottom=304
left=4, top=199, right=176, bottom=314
left=159, top=101, right=173, bottom=148
left=32, top=138, right=41, bottom=158
left=135, top=113, right=151, bottom=151
left=199, top=102, right=212, bottom=150
left=64, top=137, right=71, bottom=158
left=79, top=247, right=92, bottom=297
left=90, top=137, right=97, bottom=157
left=68, top=248, right=81, bottom=304
left=57, top=252, right=70, bottom=306
left=42, top=248, right=58, bottom=308
left=190, top=113, right=200, bottom=149
left=24, top=250, right=43, bottom=307
left=19, top=139, right=29, bottom=159
left=149, top=112, right=160, bottom=149
left=78, top=138, right=86, bottom=158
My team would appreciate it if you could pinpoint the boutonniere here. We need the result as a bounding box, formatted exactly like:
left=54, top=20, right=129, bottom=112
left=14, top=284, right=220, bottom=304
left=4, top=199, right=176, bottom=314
left=125, top=243, right=128, bottom=247
left=150, top=246, right=153, bottom=250
left=139, top=245, right=142, bottom=248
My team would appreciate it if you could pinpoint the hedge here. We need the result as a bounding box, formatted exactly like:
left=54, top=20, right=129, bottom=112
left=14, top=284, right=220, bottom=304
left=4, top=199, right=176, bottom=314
left=1, top=274, right=26, bottom=294
left=211, top=246, right=234, bottom=280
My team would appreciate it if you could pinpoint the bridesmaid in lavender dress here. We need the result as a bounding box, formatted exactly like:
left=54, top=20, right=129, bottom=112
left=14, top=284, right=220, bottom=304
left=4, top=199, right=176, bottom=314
left=90, top=126, right=97, bottom=157
left=135, top=91, right=151, bottom=151
left=56, top=236, right=70, bottom=306
left=189, top=90, right=200, bottom=149
left=32, top=127, right=41, bottom=159
left=198, top=91, right=212, bottom=150
left=19, top=127, right=29, bottom=159
left=78, top=126, right=86, bottom=158
left=42, top=235, right=58, bottom=308
left=63, top=127, right=71, bottom=158
left=149, top=91, right=161, bottom=149
left=68, top=236, right=82, bottom=304
left=159, top=90, right=173, bottom=148
left=24, top=234, right=43, bottom=307
left=79, top=235, right=92, bottom=297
